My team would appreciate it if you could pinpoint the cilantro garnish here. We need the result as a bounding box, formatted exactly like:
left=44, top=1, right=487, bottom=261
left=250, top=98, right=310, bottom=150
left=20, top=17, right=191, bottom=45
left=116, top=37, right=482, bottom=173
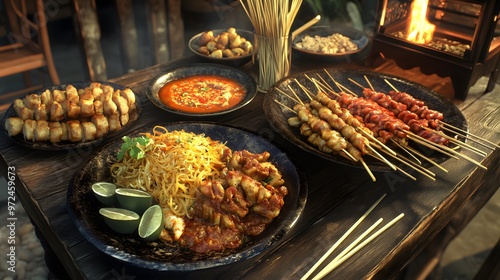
left=117, top=135, right=151, bottom=160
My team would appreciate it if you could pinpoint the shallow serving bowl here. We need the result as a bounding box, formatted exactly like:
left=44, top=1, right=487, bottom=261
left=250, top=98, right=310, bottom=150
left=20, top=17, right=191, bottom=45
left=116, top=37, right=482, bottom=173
left=292, top=25, right=369, bottom=61
left=147, top=63, right=257, bottom=117
left=189, top=28, right=253, bottom=67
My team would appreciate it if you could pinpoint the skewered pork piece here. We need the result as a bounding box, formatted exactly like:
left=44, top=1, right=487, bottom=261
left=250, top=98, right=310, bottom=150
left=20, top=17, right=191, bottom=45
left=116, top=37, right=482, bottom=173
left=362, top=89, right=449, bottom=145
left=335, top=92, right=409, bottom=141
left=387, top=90, right=443, bottom=128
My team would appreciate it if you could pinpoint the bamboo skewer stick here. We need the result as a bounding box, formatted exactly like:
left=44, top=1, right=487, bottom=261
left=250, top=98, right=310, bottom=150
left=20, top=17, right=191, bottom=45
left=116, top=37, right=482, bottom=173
left=311, top=213, right=405, bottom=280
left=405, top=130, right=488, bottom=170
left=300, top=194, right=386, bottom=280
left=380, top=149, right=436, bottom=181
left=403, top=145, right=449, bottom=173
left=419, top=126, right=487, bottom=157
left=438, top=125, right=496, bottom=150
left=390, top=139, right=422, bottom=165
left=440, top=122, right=500, bottom=150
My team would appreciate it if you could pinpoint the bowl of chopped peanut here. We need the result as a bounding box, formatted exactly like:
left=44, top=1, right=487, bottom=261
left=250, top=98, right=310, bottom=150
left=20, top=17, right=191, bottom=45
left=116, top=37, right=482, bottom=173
left=292, top=25, right=369, bottom=61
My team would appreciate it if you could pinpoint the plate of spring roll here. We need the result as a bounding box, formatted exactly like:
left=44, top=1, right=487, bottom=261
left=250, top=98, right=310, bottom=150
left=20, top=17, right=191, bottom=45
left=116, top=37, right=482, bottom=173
left=1, top=82, right=141, bottom=150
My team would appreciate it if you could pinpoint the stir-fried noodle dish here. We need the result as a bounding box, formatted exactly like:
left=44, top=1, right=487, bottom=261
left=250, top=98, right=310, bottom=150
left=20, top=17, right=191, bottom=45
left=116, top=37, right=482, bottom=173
left=111, top=126, right=288, bottom=253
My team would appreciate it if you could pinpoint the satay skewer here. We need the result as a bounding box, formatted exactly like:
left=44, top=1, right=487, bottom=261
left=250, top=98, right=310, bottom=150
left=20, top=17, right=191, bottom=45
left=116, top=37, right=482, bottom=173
left=384, top=78, right=499, bottom=150
left=419, top=126, right=487, bottom=157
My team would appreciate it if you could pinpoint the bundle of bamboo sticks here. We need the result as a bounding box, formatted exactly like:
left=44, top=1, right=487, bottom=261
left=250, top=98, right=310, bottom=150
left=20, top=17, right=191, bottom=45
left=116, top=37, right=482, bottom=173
left=240, top=0, right=303, bottom=91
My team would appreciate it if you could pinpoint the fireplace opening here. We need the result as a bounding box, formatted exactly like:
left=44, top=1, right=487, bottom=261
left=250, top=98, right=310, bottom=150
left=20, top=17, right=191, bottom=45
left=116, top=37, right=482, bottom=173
left=370, top=0, right=500, bottom=99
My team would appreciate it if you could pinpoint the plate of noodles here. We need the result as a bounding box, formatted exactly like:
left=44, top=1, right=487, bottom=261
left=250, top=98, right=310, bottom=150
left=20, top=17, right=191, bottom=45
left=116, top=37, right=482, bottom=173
left=67, top=121, right=307, bottom=271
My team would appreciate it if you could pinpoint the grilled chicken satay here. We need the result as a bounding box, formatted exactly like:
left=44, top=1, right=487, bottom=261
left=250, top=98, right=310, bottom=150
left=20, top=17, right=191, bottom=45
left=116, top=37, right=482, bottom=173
left=294, top=104, right=348, bottom=154
left=309, top=99, right=369, bottom=155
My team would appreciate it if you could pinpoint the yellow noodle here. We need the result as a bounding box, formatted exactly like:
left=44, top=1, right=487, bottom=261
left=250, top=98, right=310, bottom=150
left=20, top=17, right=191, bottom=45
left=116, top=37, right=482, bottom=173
left=110, top=126, right=227, bottom=217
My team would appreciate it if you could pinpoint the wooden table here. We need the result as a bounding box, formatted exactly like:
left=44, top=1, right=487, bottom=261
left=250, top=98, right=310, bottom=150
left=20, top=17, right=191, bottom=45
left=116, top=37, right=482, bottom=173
left=1, top=55, right=499, bottom=280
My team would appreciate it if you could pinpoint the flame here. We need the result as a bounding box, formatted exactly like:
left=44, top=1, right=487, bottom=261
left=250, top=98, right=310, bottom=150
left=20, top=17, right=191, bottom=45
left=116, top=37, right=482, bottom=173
left=406, top=0, right=435, bottom=44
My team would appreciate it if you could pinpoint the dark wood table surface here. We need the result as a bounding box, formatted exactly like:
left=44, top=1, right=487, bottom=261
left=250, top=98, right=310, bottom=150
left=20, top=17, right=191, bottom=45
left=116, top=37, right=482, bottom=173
left=1, top=55, right=499, bottom=280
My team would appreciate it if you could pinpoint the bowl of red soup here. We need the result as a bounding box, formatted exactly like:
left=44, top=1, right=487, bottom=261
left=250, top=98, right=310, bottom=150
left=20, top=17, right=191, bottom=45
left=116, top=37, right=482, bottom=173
left=147, top=63, right=257, bottom=116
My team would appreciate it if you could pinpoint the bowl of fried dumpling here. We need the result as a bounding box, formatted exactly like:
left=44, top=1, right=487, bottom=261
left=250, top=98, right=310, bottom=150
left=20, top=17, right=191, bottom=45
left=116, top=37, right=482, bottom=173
left=189, top=27, right=253, bottom=67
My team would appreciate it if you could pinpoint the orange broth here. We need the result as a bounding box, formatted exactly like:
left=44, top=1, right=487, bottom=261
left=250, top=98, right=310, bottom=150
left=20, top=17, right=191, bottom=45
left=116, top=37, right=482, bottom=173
left=159, top=75, right=246, bottom=113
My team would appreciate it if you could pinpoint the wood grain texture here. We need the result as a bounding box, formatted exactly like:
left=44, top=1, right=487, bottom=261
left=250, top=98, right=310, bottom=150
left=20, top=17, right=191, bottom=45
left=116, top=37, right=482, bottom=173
left=1, top=55, right=498, bottom=280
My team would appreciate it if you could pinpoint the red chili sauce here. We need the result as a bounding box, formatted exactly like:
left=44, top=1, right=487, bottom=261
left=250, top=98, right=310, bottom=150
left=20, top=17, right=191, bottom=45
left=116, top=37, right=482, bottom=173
left=159, top=75, right=246, bottom=113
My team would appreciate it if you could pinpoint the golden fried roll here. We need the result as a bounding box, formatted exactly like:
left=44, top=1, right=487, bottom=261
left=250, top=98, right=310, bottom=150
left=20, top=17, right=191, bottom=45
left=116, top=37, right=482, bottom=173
left=24, top=94, right=41, bottom=110
left=23, top=119, right=37, bottom=141
left=100, top=84, right=114, bottom=94
left=35, top=120, right=50, bottom=141
left=18, top=107, right=34, bottom=120
left=13, top=99, right=32, bottom=120
left=92, top=114, right=109, bottom=138
left=66, top=120, right=83, bottom=142
left=120, top=113, right=129, bottom=126
left=80, top=99, right=95, bottom=118
left=112, top=91, right=129, bottom=115
left=4, top=117, right=24, bottom=136
left=89, top=82, right=102, bottom=89
left=40, top=89, right=53, bottom=105
left=107, top=114, right=121, bottom=132
left=66, top=101, right=81, bottom=119
left=34, top=103, right=49, bottom=121
left=102, top=91, right=118, bottom=115
left=60, top=122, right=68, bottom=141
left=81, top=122, right=97, bottom=142
left=93, top=100, right=104, bottom=115
left=66, top=85, right=79, bottom=103
left=52, top=89, right=66, bottom=103
left=50, top=101, right=65, bottom=122
left=49, top=122, right=63, bottom=143
left=120, top=88, right=135, bottom=106
left=92, top=87, right=103, bottom=101
left=80, top=89, right=94, bottom=101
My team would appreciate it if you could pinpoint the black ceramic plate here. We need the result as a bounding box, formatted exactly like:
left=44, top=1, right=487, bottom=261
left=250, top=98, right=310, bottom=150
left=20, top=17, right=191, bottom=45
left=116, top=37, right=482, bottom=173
left=1, top=82, right=141, bottom=150
left=293, top=25, right=369, bottom=61
left=67, top=122, right=307, bottom=271
left=188, top=29, right=253, bottom=67
left=147, top=63, right=257, bottom=117
left=263, top=68, right=468, bottom=172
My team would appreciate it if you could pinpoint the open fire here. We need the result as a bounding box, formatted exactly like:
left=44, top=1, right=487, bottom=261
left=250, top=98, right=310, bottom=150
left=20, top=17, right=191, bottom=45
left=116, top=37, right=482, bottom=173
left=406, top=0, right=435, bottom=44
left=370, top=0, right=500, bottom=99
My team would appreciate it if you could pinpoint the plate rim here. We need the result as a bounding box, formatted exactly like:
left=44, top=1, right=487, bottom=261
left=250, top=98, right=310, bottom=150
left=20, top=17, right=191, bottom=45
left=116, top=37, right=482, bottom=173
left=146, top=63, right=257, bottom=117
left=66, top=121, right=308, bottom=271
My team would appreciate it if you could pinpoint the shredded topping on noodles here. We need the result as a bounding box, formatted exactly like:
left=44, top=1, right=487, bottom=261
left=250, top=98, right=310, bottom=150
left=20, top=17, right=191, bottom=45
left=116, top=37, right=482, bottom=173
left=110, top=126, right=227, bottom=217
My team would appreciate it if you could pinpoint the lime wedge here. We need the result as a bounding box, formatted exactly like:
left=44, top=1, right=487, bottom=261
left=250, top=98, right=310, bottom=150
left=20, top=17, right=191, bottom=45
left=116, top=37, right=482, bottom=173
left=115, top=188, right=153, bottom=214
left=99, top=208, right=140, bottom=234
left=138, top=205, right=164, bottom=241
left=92, top=182, right=117, bottom=206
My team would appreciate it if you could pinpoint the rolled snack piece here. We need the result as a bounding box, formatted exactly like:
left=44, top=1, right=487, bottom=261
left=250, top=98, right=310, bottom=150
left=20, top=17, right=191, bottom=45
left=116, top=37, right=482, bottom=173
left=23, top=119, right=37, bottom=141
left=4, top=117, right=24, bottom=137
left=81, top=121, right=97, bottom=142
left=91, top=114, right=109, bottom=138
left=49, top=122, right=63, bottom=143
left=50, top=101, right=65, bottom=122
left=34, top=103, right=49, bottom=121
left=107, top=114, right=122, bottom=132
left=66, top=120, right=83, bottom=142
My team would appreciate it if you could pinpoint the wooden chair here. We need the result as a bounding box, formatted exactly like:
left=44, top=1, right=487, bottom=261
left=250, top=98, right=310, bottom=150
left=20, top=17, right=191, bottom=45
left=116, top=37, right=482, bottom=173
left=0, top=0, right=60, bottom=96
